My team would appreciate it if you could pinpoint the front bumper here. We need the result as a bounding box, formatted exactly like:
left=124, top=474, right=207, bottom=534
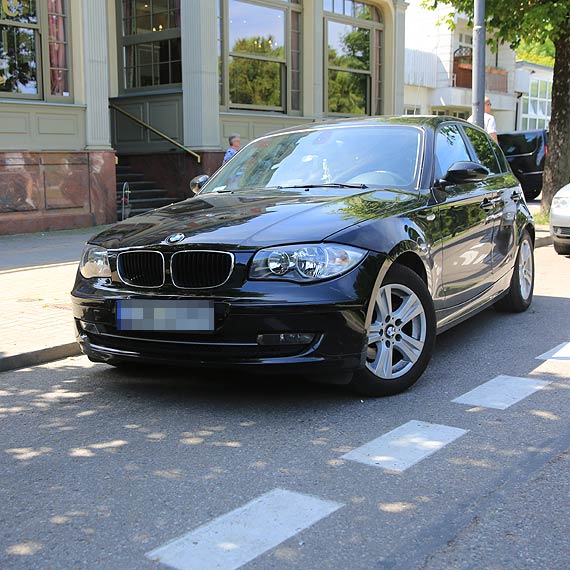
left=71, top=259, right=382, bottom=374
left=550, top=209, right=570, bottom=246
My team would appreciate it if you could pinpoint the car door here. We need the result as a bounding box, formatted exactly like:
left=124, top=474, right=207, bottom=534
left=432, top=123, right=496, bottom=309
left=461, top=125, right=518, bottom=276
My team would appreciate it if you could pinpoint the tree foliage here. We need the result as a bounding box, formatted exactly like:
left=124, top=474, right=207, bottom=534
left=327, top=28, right=371, bottom=114
left=516, top=38, right=555, bottom=67
left=228, top=36, right=284, bottom=107
left=425, top=0, right=570, bottom=213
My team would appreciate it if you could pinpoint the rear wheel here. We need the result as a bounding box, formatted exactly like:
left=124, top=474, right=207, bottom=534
left=494, top=230, right=534, bottom=312
left=349, top=265, right=436, bottom=397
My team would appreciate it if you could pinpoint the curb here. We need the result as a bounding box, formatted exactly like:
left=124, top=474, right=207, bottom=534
left=535, top=235, right=552, bottom=249
left=0, top=343, right=81, bottom=373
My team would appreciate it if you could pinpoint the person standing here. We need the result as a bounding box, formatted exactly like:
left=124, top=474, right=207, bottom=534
left=222, top=133, right=241, bottom=164
left=467, top=97, right=498, bottom=142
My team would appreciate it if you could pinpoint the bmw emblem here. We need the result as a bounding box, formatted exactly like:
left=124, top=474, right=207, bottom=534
left=166, top=233, right=185, bottom=244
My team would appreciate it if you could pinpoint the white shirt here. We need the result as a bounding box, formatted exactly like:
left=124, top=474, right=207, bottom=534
left=467, top=112, right=497, bottom=135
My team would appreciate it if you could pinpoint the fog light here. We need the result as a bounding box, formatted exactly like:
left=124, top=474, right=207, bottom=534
left=257, top=333, right=315, bottom=346
left=80, top=321, right=101, bottom=334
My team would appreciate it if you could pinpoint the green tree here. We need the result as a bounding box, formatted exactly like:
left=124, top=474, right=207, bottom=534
left=328, top=27, right=371, bottom=114
left=516, top=38, right=555, bottom=68
left=425, top=0, right=570, bottom=214
left=228, top=36, right=284, bottom=107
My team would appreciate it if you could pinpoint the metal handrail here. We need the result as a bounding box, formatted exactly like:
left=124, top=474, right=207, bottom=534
left=109, top=103, right=201, bottom=163
left=121, top=181, right=131, bottom=221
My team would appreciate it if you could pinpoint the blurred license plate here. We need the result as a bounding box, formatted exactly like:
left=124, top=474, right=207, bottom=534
left=117, top=300, right=214, bottom=331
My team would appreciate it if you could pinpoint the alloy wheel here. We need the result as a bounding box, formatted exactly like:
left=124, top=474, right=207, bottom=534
left=518, top=239, right=533, bottom=300
left=366, top=283, right=427, bottom=379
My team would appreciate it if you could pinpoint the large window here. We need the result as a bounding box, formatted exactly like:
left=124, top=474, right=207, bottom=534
left=0, top=0, right=70, bottom=99
left=120, top=0, right=181, bottom=90
left=521, top=77, right=552, bottom=130
left=324, top=0, right=383, bottom=116
left=218, top=0, right=302, bottom=113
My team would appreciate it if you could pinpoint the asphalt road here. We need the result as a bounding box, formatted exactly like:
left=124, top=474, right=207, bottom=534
left=1, top=245, right=569, bottom=570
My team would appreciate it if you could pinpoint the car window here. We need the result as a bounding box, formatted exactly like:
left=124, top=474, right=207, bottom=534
left=203, top=125, right=424, bottom=192
left=434, top=124, right=472, bottom=180
left=490, top=138, right=510, bottom=173
left=463, top=126, right=501, bottom=174
left=497, top=132, right=540, bottom=156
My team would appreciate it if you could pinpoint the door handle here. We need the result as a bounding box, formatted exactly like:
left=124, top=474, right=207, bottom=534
left=510, top=191, right=522, bottom=202
left=417, top=211, right=436, bottom=222
left=479, top=198, right=494, bottom=211
left=480, top=196, right=502, bottom=210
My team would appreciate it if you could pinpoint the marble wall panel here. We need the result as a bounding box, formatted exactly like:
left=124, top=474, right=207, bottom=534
left=0, top=153, right=40, bottom=166
left=0, top=165, right=43, bottom=213
left=41, top=153, right=89, bottom=165
left=89, top=151, right=117, bottom=225
left=0, top=150, right=116, bottom=235
left=45, top=164, right=90, bottom=210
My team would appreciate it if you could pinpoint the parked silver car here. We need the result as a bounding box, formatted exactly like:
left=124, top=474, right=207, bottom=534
left=550, top=183, right=570, bottom=255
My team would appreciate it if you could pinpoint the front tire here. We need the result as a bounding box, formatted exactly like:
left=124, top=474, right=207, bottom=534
left=494, top=230, right=534, bottom=312
left=349, top=264, right=436, bottom=397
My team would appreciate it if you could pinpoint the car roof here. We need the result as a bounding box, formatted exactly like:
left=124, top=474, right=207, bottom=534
left=264, top=115, right=465, bottom=137
left=498, top=129, right=547, bottom=136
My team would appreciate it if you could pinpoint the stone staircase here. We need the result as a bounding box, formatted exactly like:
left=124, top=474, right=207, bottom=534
left=116, top=164, right=178, bottom=219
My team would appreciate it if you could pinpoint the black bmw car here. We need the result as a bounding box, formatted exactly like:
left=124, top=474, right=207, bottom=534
left=72, top=116, right=535, bottom=396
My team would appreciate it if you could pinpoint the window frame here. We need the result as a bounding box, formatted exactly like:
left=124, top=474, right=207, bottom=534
left=218, top=0, right=303, bottom=115
left=460, top=124, right=502, bottom=176
left=521, top=77, right=552, bottom=131
left=117, top=0, right=182, bottom=94
left=0, top=0, right=73, bottom=102
left=433, top=122, right=473, bottom=181
left=323, top=2, right=384, bottom=117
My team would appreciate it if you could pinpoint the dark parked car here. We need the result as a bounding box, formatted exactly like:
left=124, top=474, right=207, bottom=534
left=497, top=129, right=548, bottom=200
left=72, top=116, right=535, bottom=397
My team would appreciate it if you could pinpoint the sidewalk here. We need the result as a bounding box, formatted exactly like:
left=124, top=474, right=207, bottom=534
left=0, top=218, right=553, bottom=374
left=0, top=226, right=107, bottom=372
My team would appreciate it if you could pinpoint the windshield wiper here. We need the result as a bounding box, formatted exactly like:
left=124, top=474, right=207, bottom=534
left=277, top=183, right=368, bottom=190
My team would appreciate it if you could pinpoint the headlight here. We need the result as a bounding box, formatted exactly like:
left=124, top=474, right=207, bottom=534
left=250, top=243, right=367, bottom=282
left=552, top=196, right=569, bottom=209
left=79, top=245, right=111, bottom=279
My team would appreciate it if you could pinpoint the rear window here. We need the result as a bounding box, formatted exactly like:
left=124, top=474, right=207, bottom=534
left=498, top=132, right=541, bottom=156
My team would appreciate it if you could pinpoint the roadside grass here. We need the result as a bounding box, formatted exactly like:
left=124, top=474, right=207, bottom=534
left=533, top=211, right=549, bottom=225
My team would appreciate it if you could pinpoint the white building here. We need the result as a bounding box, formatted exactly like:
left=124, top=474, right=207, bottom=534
left=403, top=0, right=518, bottom=132
left=515, top=61, right=553, bottom=131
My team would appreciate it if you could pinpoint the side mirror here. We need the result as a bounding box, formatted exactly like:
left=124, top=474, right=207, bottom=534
left=190, top=174, right=209, bottom=195
left=440, top=161, right=490, bottom=186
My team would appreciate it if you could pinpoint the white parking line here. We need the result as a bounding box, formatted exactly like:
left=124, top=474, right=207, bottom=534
left=145, top=489, right=343, bottom=570
left=452, top=375, right=551, bottom=410
left=341, top=420, right=468, bottom=472
left=536, top=342, right=570, bottom=361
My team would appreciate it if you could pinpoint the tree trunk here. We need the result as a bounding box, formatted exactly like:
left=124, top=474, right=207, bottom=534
left=541, top=19, right=570, bottom=214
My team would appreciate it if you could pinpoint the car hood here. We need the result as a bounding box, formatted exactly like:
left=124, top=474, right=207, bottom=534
left=90, top=188, right=422, bottom=250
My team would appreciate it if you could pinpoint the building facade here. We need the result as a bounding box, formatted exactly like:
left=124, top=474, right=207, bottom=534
left=109, top=0, right=408, bottom=194
left=515, top=61, right=553, bottom=131
left=0, top=0, right=116, bottom=235
left=403, top=0, right=518, bottom=132
left=1, top=0, right=410, bottom=234
left=5, top=1, right=549, bottom=236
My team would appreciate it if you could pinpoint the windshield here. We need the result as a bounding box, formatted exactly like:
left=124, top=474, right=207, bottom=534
left=202, top=125, right=423, bottom=194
